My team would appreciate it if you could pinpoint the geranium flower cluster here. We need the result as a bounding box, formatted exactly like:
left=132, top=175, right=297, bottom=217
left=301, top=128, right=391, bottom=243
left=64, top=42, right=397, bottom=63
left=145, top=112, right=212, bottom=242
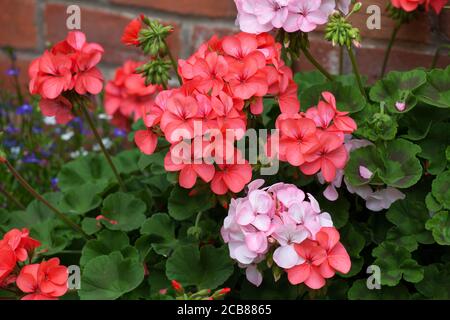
left=272, top=91, right=357, bottom=183
left=135, top=32, right=300, bottom=195
left=221, top=180, right=350, bottom=289
left=105, top=60, right=162, bottom=130
left=28, top=31, right=104, bottom=124
left=234, top=0, right=352, bottom=34
left=391, top=0, right=448, bottom=14
left=0, top=228, right=68, bottom=300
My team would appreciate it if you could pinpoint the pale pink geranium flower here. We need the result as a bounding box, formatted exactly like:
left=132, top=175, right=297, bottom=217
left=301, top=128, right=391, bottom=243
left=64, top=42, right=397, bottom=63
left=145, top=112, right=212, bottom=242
left=253, top=0, right=290, bottom=29
left=234, top=0, right=274, bottom=34
left=284, top=0, right=332, bottom=33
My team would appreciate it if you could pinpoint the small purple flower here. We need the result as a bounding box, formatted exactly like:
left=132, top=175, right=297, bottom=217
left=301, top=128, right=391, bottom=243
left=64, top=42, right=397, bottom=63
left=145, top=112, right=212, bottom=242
left=6, top=68, right=19, bottom=77
left=113, top=128, right=127, bottom=138
left=5, top=124, right=18, bottom=134
left=16, top=103, right=33, bottom=115
left=51, top=177, right=59, bottom=189
left=3, top=138, right=18, bottom=148
left=32, top=126, right=43, bottom=134
left=22, top=153, right=40, bottom=164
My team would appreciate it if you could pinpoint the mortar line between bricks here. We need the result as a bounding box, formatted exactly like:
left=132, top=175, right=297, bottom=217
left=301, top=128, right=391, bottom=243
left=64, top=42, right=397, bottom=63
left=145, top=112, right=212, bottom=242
left=45, top=0, right=237, bottom=28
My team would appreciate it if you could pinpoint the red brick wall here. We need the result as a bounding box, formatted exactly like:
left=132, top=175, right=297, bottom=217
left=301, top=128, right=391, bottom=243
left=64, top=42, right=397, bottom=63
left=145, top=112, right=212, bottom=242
left=1, top=0, right=449, bottom=90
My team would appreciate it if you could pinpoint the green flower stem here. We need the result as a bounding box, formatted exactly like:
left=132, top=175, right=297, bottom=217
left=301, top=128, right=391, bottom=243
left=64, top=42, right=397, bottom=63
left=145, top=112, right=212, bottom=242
left=0, top=184, right=26, bottom=210
left=2, top=160, right=91, bottom=240
left=339, top=46, right=344, bottom=75
left=195, top=211, right=203, bottom=228
left=300, top=45, right=334, bottom=81
left=165, top=39, right=183, bottom=85
left=79, top=102, right=126, bottom=191
left=347, top=45, right=367, bottom=99
left=381, top=22, right=401, bottom=77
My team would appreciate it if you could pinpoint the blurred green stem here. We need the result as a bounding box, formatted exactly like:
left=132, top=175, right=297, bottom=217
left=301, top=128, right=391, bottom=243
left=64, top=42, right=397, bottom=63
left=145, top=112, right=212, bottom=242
left=0, top=184, right=26, bottom=210
left=347, top=46, right=367, bottom=99
left=381, top=22, right=401, bottom=77
left=300, top=45, right=334, bottom=81
left=79, top=101, right=126, bottom=191
left=2, top=160, right=91, bottom=240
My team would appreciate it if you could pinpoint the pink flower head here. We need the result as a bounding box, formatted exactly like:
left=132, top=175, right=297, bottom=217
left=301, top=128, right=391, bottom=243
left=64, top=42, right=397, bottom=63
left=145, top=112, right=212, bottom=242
left=284, top=0, right=331, bottom=33
left=287, top=227, right=351, bottom=289
left=0, top=228, right=41, bottom=262
left=0, top=242, right=16, bottom=285
left=28, top=31, right=104, bottom=124
left=301, top=131, right=348, bottom=182
left=211, top=155, right=253, bottom=195
left=16, top=258, right=68, bottom=300
left=222, top=181, right=344, bottom=287
left=105, top=60, right=161, bottom=130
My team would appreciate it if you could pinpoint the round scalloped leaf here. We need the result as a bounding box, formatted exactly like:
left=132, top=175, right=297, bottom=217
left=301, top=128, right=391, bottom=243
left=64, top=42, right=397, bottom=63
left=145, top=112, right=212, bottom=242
left=415, top=263, right=450, bottom=299
left=57, top=154, right=115, bottom=193
left=379, top=139, right=422, bottom=188
left=101, top=192, right=147, bottom=232
left=344, top=145, right=383, bottom=186
left=431, top=171, right=450, bottom=209
left=416, top=66, right=450, bottom=108
left=372, top=242, right=424, bottom=286
left=166, top=245, right=234, bottom=290
left=140, top=213, right=178, bottom=256
left=370, top=69, right=427, bottom=113
left=58, top=183, right=102, bottom=216
left=425, top=211, right=450, bottom=245
left=348, top=279, right=410, bottom=300
left=79, top=251, right=145, bottom=300
left=386, top=195, right=434, bottom=245
left=168, top=186, right=215, bottom=221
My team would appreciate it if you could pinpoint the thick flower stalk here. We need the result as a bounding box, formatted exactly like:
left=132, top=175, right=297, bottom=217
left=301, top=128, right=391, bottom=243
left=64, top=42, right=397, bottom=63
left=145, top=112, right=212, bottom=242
left=221, top=180, right=351, bottom=289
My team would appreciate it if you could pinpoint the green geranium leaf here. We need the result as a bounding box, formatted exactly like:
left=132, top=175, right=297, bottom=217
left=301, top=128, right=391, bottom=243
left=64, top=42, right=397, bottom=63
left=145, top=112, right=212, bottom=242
left=113, top=149, right=140, bottom=174
left=101, top=192, right=147, bottom=231
left=344, top=145, right=382, bottom=186
left=316, top=196, right=349, bottom=229
left=418, top=122, right=450, bottom=175
left=81, top=217, right=102, bottom=236
left=379, top=139, right=422, bottom=188
left=166, top=245, right=234, bottom=289
left=59, top=183, right=102, bottom=215
left=370, top=69, right=427, bottom=113
left=348, top=279, right=410, bottom=300
left=294, top=71, right=326, bottom=89
left=386, top=195, right=434, bottom=246
left=339, top=224, right=366, bottom=277
left=432, top=170, right=450, bottom=209
left=30, top=219, right=72, bottom=255
left=138, top=149, right=166, bottom=173
left=57, top=154, right=115, bottom=193
left=385, top=227, right=419, bottom=252
left=80, top=230, right=130, bottom=267
left=140, top=213, right=178, bottom=256
left=425, top=192, right=443, bottom=213
left=416, top=66, right=450, bottom=108
left=79, top=251, right=144, bottom=300
left=372, top=242, right=424, bottom=286
left=299, top=80, right=365, bottom=113
left=415, top=263, right=450, bottom=299
left=168, top=186, right=215, bottom=221
left=425, top=211, right=450, bottom=245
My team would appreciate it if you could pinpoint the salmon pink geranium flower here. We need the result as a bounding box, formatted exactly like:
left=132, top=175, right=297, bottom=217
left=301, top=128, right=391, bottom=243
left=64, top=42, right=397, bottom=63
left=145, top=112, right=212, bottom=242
left=16, top=258, right=68, bottom=300
left=0, top=228, right=41, bottom=262
left=28, top=31, right=104, bottom=124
